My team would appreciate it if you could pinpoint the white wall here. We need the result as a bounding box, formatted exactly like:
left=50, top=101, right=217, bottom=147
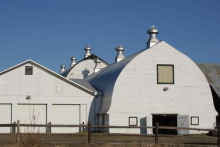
left=67, top=59, right=107, bottom=79
left=0, top=63, right=94, bottom=133
left=108, top=41, right=217, bottom=134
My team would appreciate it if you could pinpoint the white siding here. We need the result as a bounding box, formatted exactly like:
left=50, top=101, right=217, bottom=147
left=80, top=104, right=87, bottom=125
left=17, top=104, right=47, bottom=133
left=0, top=63, right=90, bottom=97
left=0, top=104, right=11, bottom=133
left=108, top=41, right=217, bottom=134
left=67, top=59, right=107, bottom=79
left=52, top=105, right=80, bottom=133
left=0, top=62, right=94, bottom=133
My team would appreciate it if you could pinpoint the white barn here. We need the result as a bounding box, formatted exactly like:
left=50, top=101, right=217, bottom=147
left=0, top=26, right=218, bottom=135
left=0, top=60, right=100, bottom=133
left=87, top=26, right=217, bottom=135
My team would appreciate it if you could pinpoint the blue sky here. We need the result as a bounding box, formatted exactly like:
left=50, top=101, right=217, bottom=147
left=0, top=0, right=219, bottom=73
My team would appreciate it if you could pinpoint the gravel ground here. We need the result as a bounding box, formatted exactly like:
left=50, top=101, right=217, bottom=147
left=0, top=133, right=217, bottom=147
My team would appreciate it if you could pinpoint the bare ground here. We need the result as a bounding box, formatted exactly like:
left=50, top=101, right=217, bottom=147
left=0, top=133, right=218, bottom=147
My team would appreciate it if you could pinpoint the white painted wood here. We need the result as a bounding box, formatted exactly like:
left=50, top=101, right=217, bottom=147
left=0, top=63, right=92, bottom=97
left=0, top=104, right=11, bottom=133
left=80, top=104, right=87, bottom=124
left=17, top=104, right=47, bottom=133
left=108, top=42, right=217, bottom=134
left=177, top=115, right=189, bottom=135
left=0, top=61, right=94, bottom=133
left=89, top=41, right=217, bottom=134
left=67, top=59, right=107, bottom=79
left=52, top=105, right=80, bottom=133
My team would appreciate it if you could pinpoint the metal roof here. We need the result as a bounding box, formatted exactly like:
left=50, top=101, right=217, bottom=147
left=72, top=79, right=102, bottom=95
left=87, top=46, right=147, bottom=114
left=197, top=63, right=220, bottom=97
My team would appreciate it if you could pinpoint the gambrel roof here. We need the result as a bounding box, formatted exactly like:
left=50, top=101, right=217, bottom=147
left=0, top=60, right=98, bottom=96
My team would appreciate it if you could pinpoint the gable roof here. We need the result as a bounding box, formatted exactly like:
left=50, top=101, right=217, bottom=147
left=0, top=60, right=98, bottom=96
left=61, top=54, right=109, bottom=77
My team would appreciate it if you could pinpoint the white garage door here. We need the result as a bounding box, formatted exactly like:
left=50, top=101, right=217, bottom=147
left=0, top=104, right=12, bottom=133
left=52, top=105, right=80, bottom=133
left=17, top=104, right=47, bottom=133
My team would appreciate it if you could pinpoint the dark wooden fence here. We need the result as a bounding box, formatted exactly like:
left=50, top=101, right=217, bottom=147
left=0, top=120, right=219, bottom=146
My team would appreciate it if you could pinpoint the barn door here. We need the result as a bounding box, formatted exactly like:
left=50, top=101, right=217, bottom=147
left=177, top=115, right=189, bottom=135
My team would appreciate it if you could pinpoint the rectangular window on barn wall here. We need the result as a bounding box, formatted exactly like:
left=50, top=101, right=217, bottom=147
left=191, top=116, right=199, bottom=125
left=157, top=65, right=174, bottom=84
left=129, top=117, right=138, bottom=126
left=25, top=66, right=33, bottom=75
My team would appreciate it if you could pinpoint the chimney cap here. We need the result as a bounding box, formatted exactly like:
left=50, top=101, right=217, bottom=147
left=147, top=25, right=159, bottom=34
left=84, top=45, right=91, bottom=51
left=115, top=44, right=124, bottom=51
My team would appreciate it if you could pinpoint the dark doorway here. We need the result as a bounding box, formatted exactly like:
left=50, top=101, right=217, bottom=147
left=153, top=114, right=177, bottom=135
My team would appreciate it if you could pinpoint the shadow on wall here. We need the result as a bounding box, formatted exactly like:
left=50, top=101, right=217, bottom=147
left=88, top=96, right=100, bottom=132
left=140, top=117, right=147, bottom=134
left=82, top=68, right=90, bottom=78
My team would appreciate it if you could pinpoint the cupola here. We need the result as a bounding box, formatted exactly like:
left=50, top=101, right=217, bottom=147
left=70, top=56, right=77, bottom=67
left=115, top=44, right=125, bottom=63
left=147, top=25, right=159, bottom=48
left=84, top=45, right=91, bottom=58
left=60, top=64, right=65, bottom=74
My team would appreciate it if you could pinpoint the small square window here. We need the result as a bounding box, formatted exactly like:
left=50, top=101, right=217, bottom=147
left=25, top=66, right=33, bottom=75
left=129, top=117, right=138, bottom=126
left=191, top=116, right=199, bottom=125
left=157, top=65, right=174, bottom=84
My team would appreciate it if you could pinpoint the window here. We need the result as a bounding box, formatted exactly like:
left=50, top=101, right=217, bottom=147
left=191, top=116, right=199, bottom=125
left=157, top=65, right=174, bottom=84
left=129, top=117, right=138, bottom=126
left=25, top=66, right=33, bottom=75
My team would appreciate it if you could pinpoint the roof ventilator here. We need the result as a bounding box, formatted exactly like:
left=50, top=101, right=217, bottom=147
left=147, top=25, right=159, bottom=48
left=84, top=45, right=91, bottom=58
left=60, top=64, right=65, bottom=74
left=94, top=57, right=102, bottom=73
left=115, top=44, right=125, bottom=63
left=70, top=56, right=77, bottom=67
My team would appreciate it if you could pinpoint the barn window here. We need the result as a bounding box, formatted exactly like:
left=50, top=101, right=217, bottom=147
left=191, top=116, right=199, bottom=125
left=157, top=65, right=174, bottom=84
left=129, top=117, right=138, bottom=126
left=25, top=66, right=33, bottom=75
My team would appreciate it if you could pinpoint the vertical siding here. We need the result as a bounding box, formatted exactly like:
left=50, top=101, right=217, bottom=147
left=0, top=63, right=91, bottom=97
left=0, top=62, right=94, bottom=132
